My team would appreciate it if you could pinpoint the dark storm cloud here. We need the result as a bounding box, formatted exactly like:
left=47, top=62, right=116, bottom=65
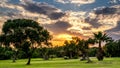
left=85, top=17, right=102, bottom=28
left=94, top=7, right=119, bottom=15
left=21, top=1, right=65, bottom=20
left=44, top=21, right=72, bottom=34
left=49, top=12, right=65, bottom=20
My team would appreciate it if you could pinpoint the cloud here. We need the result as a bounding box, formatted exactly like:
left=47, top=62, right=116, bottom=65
left=108, top=0, right=120, bottom=4
left=85, top=17, right=102, bottom=28
left=20, top=0, right=65, bottom=20
left=56, top=11, right=93, bottom=37
left=44, top=21, right=72, bottom=34
left=94, top=6, right=119, bottom=15
left=82, top=27, right=91, bottom=30
left=0, top=0, right=65, bottom=20
left=1, top=0, right=116, bottom=35
left=0, top=0, right=66, bottom=34
left=106, top=21, right=120, bottom=32
left=0, top=0, right=8, bottom=3
left=48, top=12, right=65, bottom=20
left=43, top=20, right=86, bottom=38
left=56, top=0, right=95, bottom=5
left=83, top=5, right=120, bottom=39
left=86, top=5, right=120, bottom=30
left=105, top=21, right=120, bottom=40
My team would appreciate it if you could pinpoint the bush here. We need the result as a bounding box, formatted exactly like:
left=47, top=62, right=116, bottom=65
left=0, top=47, right=13, bottom=60
left=64, top=56, right=69, bottom=60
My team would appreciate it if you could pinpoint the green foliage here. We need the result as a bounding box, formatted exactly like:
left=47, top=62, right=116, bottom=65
left=63, top=40, right=79, bottom=59
left=93, top=31, right=112, bottom=43
left=89, top=47, right=98, bottom=57
left=104, top=40, right=120, bottom=57
left=0, top=46, right=13, bottom=60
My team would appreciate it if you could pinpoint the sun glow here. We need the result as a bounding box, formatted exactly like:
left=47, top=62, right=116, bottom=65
left=57, top=34, right=73, bottom=41
left=52, top=34, right=73, bottom=46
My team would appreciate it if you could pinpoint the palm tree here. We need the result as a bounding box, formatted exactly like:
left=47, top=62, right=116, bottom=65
left=93, top=31, right=111, bottom=61
left=1, top=19, right=52, bottom=65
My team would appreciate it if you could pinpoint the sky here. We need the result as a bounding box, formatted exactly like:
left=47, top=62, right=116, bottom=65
left=0, top=0, right=120, bottom=46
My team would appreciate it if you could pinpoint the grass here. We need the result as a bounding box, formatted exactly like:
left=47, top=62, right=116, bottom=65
left=0, top=58, right=120, bottom=68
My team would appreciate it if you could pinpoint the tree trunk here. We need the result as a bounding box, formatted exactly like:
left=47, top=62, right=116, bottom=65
left=99, top=40, right=101, bottom=48
left=26, top=56, right=31, bottom=65
left=12, top=51, right=17, bottom=63
left=96, top=40, right=104, bottom=61
left=80, top=52, right=87, bottom=61
left=26, top=52, right=32, bottom=65
left=86, top=52, right=92, bottom=63
left=43, top=54, right=49, bottom=60
left=12, top=54, right=16, bottom=63
left=70, top=52, right=72, bottom=59
left=43, top=50, right=49, bottom=60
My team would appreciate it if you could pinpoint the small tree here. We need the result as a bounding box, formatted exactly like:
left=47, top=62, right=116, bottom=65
left=77, top=38, right=94, bottom=63
left=1, top=19, right=52, bottom=65
left=63, top=37, right=79, bottom=59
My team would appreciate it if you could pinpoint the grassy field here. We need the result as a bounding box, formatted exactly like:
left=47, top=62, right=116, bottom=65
left=0, top=58, right=120, bottom=68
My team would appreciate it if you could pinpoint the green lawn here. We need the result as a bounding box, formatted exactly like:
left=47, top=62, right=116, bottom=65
left=0, top=58, right=120, bottom=68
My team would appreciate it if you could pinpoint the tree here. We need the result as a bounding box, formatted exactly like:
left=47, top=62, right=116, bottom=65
left=89, top=47, right=98, bottom=57
left=1, top=19, right=52, bottom=65
left=77, top=38, right=94, bottom=63
left=104, top=40, right=120, bottom=57
left=93, top=31, right=111, bottom=61
left=0, top=33, right=17, bottom=62
left=63, top=40, right=78, bottom=59
left=85, top=38, right=95, bottom=63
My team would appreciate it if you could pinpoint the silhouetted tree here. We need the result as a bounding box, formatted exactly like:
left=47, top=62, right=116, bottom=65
left=1, top=19, right=52, bottom=65
left=104, top=40, right=120, bottom=57
left=93, top=31, right=112, bottom=61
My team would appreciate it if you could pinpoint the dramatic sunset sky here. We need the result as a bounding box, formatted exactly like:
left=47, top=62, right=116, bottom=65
left=0, top=0, right=120, bottom=45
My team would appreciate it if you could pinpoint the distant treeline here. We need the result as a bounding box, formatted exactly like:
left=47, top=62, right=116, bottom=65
left=0, top=39, right=120, bottom=60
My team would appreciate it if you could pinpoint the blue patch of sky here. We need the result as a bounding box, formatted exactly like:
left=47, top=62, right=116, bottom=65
left=0, top=0, right=20, bottom=13
left=0, top=8, right=13, bottom=12
left=0, top=8, right=14, bottom=16
left=9, top=0, right=20, bottom=4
